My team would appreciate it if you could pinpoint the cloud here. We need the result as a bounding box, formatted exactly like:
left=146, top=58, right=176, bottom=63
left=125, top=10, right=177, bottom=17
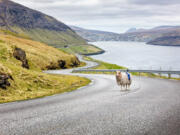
left=128, top=0, right=180, bottom=5
left=11, top=0, right=180, bottom=33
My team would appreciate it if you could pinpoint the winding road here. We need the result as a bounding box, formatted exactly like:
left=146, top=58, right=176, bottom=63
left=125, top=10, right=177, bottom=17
left=0, top=56, right=180, bottom=135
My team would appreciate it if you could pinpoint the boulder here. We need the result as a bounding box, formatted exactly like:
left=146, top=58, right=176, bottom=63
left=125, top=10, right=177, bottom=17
left=0, top=73, right=13, bottom=89
left=58, top=60, right=66, bottom=69
left=13, top=47, right=29, bottom=69
left=46, top=62, right=58, bottom=70
left=70, top=57, right=80, bottom=67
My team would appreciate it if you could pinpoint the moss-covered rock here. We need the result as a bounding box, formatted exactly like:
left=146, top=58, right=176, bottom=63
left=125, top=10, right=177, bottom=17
left=13, top=47, right=29, bottom=69
left=0, top=73, right=13, bottom=89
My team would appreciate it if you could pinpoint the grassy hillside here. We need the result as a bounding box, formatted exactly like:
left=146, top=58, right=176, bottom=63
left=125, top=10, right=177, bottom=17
left=0, top=26, right=103, bottom=55
left=11, top=27, right=104, bottom=55
left=10, top=26, right=87, bottom=47
left=0, top=0, right=103, bottom=55
left=0, top=31, right=90, bottom=103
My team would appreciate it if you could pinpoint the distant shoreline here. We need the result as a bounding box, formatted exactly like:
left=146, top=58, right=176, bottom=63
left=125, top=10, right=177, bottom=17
left=147, top=43, right=180, bottom=47
left=82, top=50, right=105, bottom=56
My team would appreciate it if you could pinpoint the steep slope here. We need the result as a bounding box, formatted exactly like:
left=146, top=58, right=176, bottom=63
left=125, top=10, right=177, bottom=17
left=0, top=30, right=89, bottom=103
left=0, top=0, right=86, bottom=47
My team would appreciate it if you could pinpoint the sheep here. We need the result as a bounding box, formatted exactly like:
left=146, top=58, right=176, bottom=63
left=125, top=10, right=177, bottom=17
left=116, top=71, right=132, bottom=90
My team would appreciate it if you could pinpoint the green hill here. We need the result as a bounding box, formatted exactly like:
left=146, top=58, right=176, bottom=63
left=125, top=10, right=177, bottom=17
left=0, top=31, right=89, bottom=103
left=0, top=0, right=102, bottom=54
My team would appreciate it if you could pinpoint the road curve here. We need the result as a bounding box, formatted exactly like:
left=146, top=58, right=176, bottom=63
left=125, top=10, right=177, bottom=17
left=0, top=56, right=180, bottom=135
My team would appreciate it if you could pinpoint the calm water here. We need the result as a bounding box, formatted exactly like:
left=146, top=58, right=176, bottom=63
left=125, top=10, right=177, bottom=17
left=91, top=41, right=180, bottom=70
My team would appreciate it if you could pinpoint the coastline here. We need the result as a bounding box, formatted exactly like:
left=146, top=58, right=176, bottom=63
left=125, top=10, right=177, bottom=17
left=82, top=50, right=105, bottom=56
left=147, top=43, right=180, bottom=47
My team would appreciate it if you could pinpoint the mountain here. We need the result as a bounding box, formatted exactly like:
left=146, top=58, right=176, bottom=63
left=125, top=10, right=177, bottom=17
left=146, top=26, right=180, bottom=46
left=70, top=26, right=122, bottom=41
left=121, top=26, right=180, bottom=43
left=125, top=28, right=147, bottom=33
left=0, top=0, right=87, bottom=47
left=70, top=25, right=150, bottom=42
left=71, top=25, right=180, bottom=46
left=147, top=36, right=180, bottom=46
left=125, top=28, right=136, bottom=33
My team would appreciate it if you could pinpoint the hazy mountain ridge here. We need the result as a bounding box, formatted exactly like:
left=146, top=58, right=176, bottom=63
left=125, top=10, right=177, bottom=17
left=71, top=25, right=175, bottom=42
left=70, top=26, right=122, bottom=41
left=71, top=25, right=180, bottom=46
left=122, top=26, right=180, bottom=44
left=147, top=36, right=180, bottom=46
left=125, top=28, right=146, bottom=33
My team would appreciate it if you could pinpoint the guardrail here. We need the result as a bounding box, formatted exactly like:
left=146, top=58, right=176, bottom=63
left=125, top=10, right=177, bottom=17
left=73, top=69, right=180, bottom=78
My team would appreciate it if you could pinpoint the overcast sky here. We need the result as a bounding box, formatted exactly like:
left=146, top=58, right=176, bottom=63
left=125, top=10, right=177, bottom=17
left=12, top=0, right=180, bottom=33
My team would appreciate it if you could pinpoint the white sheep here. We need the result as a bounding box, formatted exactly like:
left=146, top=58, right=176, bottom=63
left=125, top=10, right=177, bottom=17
left=116, top=71, right=132, bottom=90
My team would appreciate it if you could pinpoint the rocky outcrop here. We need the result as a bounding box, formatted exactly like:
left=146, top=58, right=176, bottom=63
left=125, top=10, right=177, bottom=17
left=46, top=62, right=58, bottom=70
left=58, top=60, right=66, bottom=69
left=70, top=57, right=80, bottom=67
left=13, top=47, right=29, bottom=69
left=46, top=58, right=81, bottom=70
left=0, top=73, right=13, bottom=89
left=46, top=60, right=67, bottom=70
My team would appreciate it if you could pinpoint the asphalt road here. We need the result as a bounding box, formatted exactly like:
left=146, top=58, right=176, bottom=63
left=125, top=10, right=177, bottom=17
left=0, top=57, right=180, bottom=135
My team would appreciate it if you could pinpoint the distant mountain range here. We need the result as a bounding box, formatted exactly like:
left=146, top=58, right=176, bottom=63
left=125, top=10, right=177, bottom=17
left=70, top=26, right=122, bottom=41
left=125, top=28, right=146, bottom=33
left=71, top=25, right=180, bottom=46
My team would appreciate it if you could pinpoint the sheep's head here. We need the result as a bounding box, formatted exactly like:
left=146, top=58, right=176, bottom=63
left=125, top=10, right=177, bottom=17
left=116, top=71, right=122, bottom=76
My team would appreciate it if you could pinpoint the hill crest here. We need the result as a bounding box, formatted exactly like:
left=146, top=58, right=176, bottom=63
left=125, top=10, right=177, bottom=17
left=0, top=0, right=71, bottom=31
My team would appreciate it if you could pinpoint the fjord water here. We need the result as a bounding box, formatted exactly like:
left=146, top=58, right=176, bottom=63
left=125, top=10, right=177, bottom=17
left=91, top=41, right=180, bottom=70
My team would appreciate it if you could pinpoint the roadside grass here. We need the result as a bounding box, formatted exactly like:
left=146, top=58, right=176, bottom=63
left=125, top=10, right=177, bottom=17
left=83, top=56, right=127, bottom=70
left=0, top=64, right=90, bottom=103
left=78, top=56, right=180, bottom=80
left=0, top=33, right=90, bottom=103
